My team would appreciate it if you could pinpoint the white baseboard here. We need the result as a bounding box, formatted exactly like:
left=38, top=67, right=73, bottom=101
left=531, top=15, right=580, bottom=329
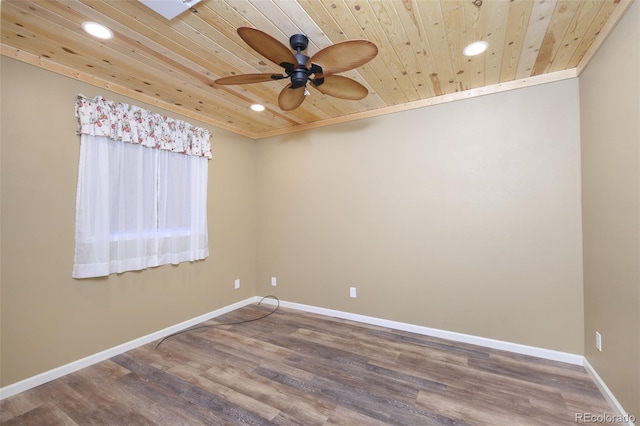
left=583, top=359, right=637, bottom=426
left=265, top=299, right=637, bottom=424
left=0, top=297, right=259, bottom=400
left=262, top=298, right=584, bottom=365
left=4, top=293, right=627, bottom=423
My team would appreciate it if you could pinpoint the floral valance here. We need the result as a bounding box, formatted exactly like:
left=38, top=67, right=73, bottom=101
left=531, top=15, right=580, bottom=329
left=75, top=95, right=211, bottom=159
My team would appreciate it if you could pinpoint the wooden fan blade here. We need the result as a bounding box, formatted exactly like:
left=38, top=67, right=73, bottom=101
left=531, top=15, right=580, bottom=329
left=309, top=40, right=378, bottom=74
left=237, top=27, right=297, bottom=68
left=214, top=73, right=285, bottom=85
left=312, top=75, right=368, bottom=100
left=278, top=84, right=306, bottom=111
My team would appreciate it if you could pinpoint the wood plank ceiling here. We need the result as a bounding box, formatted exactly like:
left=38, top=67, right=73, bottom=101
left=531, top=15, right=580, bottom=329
left=1, top=0, right=632, bottom=139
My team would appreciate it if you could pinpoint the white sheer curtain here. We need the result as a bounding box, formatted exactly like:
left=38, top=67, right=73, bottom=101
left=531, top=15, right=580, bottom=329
left=73, top=96, right=211, bottom=278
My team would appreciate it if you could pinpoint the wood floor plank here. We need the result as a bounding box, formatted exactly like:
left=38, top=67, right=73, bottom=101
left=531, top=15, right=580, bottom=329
left=202, top=362, right=335, bottom=425
left=59, top=369, right=157, bottom=425
left=0, top=403, right=78, bottom=426
left=291, top=327, right=404, bottom=362
left=112, top=371, right=225, bottom=424
left=254, top=365, right=462, bottom=425
left=0, top=392, right=40, bottom=423
left=112, top=353, right=276, bottom=425
left=1, top=304, right=615, bottom=425
left=356, top=327, right=491, bottom=361
left=324, top=405, right=390, bottom=425
left=20, top=376, right=151, bottom=425
left=280, top=342, right=428, bottom=404
left=416, top=387, right=542, bottom=426
left=167, top=362, right=282, bottom=421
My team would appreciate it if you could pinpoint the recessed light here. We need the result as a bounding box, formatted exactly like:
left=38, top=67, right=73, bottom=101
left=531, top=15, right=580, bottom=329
left=82, top=21, right=114, bottom=40
left=463, top=41, right=488, bottom=57
left=250, top=104, right=265, bottom=112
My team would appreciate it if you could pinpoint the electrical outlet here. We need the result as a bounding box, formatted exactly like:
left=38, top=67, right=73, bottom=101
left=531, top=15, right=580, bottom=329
left=595, top=331, right=602, bottom=351
left=349, top=287, right=357, bottom=298
left=234, top=278, right=240, bottom=289
left=271, top=277, right=277, bottom=286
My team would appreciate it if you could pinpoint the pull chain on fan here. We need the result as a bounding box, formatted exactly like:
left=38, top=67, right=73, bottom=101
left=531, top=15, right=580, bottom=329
left=214, top=27, right=377, bottom=111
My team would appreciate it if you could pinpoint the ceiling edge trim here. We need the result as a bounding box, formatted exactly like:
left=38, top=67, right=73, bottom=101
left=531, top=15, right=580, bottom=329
left=0, top=44, right=261, bottom=140
left=1, top=44, right=579, bottom=141
left=576, top=0, right=634, bottom=76
left=255, top=68, right=579, bottom=140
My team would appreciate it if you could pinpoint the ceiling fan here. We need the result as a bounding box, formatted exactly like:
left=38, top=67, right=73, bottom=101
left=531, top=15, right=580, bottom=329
left=214, top=27, right=378, bottom=111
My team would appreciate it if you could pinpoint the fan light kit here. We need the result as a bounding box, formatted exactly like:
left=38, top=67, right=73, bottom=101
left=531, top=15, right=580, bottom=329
left=215, top=27, right=378, bottom=111
left=81, top=22, right=114, bottom=40
left=463, top=41, right=489, bottom=56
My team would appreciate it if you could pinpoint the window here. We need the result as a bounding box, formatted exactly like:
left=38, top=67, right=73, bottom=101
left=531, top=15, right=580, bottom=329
left=72, top=96, right=211, bottom=278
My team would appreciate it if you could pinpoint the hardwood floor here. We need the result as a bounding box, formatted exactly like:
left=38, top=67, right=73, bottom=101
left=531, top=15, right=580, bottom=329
left=1, top=303, right=614, bottom=425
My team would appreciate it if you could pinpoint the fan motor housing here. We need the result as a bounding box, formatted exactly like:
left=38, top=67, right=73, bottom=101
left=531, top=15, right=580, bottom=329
left=290, top=69, right=308, bottom=88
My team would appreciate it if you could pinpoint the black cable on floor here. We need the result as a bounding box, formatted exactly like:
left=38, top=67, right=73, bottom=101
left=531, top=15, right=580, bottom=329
left=154, top=295, right=280, bottom=349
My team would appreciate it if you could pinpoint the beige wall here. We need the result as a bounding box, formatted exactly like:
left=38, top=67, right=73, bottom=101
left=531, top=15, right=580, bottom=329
left=0, top=57, right=257, bottom=386
left=256, top=78, right=585, bottom=354
left=580, top=0, right=640, bottom=419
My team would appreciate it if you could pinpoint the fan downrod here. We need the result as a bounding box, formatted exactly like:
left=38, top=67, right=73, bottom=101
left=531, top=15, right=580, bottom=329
left=288, top=34, right=312, bottom=88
